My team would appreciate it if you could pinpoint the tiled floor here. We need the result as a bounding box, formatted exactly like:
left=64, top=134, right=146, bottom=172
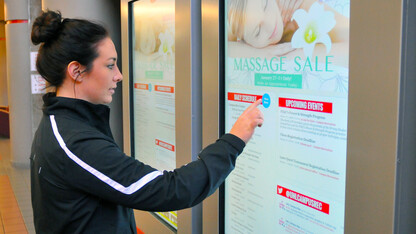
left=0, top=137, right=34, bottom=234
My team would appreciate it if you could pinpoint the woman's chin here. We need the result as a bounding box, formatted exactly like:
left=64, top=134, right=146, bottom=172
left=102, top=97, right=113, bottom=104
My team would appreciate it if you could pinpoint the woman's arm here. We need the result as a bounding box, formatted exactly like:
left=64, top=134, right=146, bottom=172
left=62, top=131, right=243, bottom=211
left=63, top=100, right=263, bottom=211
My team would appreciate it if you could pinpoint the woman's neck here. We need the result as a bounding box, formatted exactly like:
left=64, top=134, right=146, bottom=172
left=56, top=77, right=77, bottom=99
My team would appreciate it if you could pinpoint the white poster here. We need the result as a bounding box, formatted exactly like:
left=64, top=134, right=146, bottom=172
left=30, top=51, right=38, bottom=72
left=31, top=74, right=46, bottom=94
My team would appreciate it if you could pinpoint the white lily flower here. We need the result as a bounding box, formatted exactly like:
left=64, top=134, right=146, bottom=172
left=158, top=30, right=174, bottom=58
left=291, top=2, right=336, bottom=57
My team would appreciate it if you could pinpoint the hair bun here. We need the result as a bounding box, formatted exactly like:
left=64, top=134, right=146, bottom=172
left=31, top=10, right=63, bottom=45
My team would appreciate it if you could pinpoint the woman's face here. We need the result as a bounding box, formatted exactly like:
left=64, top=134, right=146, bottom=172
left=243, top=0, right=284, bottom=48
left=79, top=37, right=123, bottom=104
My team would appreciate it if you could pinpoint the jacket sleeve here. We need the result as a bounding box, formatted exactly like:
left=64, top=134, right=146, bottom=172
left=63, top=133, right=245, bottom=211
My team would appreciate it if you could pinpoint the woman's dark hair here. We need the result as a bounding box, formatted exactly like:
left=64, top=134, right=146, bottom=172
left=31, top=10, right=109, bottom=87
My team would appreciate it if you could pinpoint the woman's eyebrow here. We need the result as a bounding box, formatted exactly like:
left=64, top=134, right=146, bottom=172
left=107, top=57, right=117, bottom=62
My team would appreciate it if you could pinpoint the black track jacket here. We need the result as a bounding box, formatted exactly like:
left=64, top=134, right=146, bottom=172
left=30, top=93, right=245, bottom=233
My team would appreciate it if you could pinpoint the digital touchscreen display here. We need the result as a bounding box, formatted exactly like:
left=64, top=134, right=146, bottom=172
left=131, top=0, right=177, bottom=229
left=224, top=0, right=350, bottom=233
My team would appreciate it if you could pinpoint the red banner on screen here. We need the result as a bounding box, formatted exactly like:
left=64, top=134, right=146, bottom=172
left=134, top=83, right=149, bottom=90
left=278, top=98, right=332, bottom=113
left=277, top=185, right=330, bottom=214
left=155, top=139, right=175, bottom=152
left=155, top=85, right=174, bottom=93
left=228, top=92, right=262, bottom=104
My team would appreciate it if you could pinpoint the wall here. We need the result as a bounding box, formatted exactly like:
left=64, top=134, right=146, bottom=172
left=4, top=0, right=33, bottom=167
left=0, top=0, right=7, bottom=106
left=29, top=0, right=43, bottom=138
left=345, top=0, right=402, bottom=232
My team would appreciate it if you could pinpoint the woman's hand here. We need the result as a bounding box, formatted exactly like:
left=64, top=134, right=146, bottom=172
left=230, top=99, right=264, bottom=143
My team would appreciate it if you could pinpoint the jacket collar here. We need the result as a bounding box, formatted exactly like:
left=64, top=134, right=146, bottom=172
left=42, top=92, right=113, bottom=137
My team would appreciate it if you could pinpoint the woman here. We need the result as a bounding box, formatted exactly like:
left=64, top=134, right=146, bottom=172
left=228, top=0, right=349, bottom=59
left=30, top=10, right=263, bottom=233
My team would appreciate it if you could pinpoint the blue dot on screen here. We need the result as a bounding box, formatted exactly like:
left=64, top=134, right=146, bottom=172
left=262, top=93, right=271, bottom=108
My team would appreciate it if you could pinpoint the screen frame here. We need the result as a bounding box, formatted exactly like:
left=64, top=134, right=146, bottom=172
left=218, top=0, right=226, bottom=233
left=128, top=0, right=137, bottom=159
left=218, top=1, right=350, bottom=233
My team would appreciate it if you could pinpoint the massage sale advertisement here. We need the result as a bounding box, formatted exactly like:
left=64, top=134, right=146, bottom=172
left=131, top=0, right=177, bottom=229
left=224, top=0, right=350, bottom=233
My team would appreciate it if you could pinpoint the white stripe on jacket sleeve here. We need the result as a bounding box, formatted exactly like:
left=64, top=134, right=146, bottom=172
left=50, top=115, right=163, bottom=195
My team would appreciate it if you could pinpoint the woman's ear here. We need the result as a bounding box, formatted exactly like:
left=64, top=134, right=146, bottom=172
left=67, top=61, right=85, bottom=82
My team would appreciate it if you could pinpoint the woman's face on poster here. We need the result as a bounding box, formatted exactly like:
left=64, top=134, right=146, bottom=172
left=243, top=0, right=284, bottom=48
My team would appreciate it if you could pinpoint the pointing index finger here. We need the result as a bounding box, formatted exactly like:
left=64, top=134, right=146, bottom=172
left=244, top=98, right=262, bottom=113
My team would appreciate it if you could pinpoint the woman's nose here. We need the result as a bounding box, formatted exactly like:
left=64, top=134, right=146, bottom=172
left=114, top=66, right=123, bottom=82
